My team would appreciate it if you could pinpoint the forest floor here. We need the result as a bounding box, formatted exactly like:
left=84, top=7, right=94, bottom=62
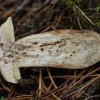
left=0, top=0, right=100, bottom=100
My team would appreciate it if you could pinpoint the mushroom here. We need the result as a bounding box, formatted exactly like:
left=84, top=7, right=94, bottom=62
left=0, top=17, right=100, bottom=83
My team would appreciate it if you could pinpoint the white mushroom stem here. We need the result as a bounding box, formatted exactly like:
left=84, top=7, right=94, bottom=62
left=0, top=17, right=100, bottom=83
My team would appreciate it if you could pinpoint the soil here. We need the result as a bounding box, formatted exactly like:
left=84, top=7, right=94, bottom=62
left=0, top=0, right=100, bottom=100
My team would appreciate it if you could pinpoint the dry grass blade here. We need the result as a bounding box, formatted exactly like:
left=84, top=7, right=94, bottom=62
left=71, top=74, right=100, bottom=98
left=38, top=68, right=43, bottom=97
left=6, top=95, right=33, bottom=100
left=68, top=69, right=87, bottom=89
left=69, top=67, right=100, bottom=90
left=0, top=78, right=10, bottom=91
left=47, top=68, right=57, bottom=89
left=42, top=80, right=61, bottom=100
left=6, top=85, right=16, bottom=100
left=85, top=94, right=100, bottom=100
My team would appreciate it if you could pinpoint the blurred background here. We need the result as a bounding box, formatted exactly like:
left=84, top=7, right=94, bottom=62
left=0, top=0, right=100, bottom=100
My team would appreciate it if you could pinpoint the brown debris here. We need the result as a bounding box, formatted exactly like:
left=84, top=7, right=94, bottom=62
left=0, top=0, right=100, bottom=100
